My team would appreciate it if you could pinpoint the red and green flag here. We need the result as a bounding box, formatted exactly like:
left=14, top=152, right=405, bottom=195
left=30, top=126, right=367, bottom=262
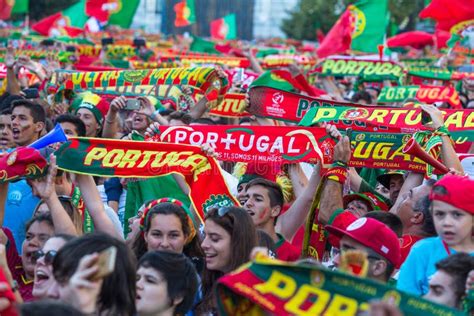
left=210, top=13, right=237, bottom=40
left=86, top=0, right=140, bottom=27
left=317, top=0, right=388, bottom=57
left=31, top=0, right=88, bottom=36
left=349, top=0, right=389, bottom=53
left=174, top=0, right=196, bottom=27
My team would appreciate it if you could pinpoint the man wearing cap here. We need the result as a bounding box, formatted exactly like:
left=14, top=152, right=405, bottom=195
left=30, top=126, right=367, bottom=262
left=397, top=175, right=474, bottom=295
left=326, top=217, right=401, bottom=283
left=343, top=192, right=389, bottom=217
left=73, top=93, right=109, bottom=137
left=3, top=100, right=45, bottom=251
left=376, top=170, right=405, bottom=203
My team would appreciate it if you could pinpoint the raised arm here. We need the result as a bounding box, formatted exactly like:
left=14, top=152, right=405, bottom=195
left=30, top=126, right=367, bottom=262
left=318, top=136, right=351, bottom=225
left=5, top=48, right=20, bottom=95
left=29, top=155, right=78, bottom=236
left=276, top=163, right=321, bottom=241
left=420, top=103, right=463, bottom=173
left=102, top=96, right=126, bottom=139
left=75, top=174, right=122, bottom=239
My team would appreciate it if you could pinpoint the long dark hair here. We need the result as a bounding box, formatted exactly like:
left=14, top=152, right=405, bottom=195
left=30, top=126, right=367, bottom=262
left=138, top=251, right=198, bottom=315
left=130, top=202, right=203, bottom=260
left=196, top=206, right=257, bottom=314
left=53, top=233, right=136, bottom=316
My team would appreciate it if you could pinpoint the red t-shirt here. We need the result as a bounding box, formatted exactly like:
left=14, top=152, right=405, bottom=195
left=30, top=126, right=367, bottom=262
left=3, top=228, right=34, bottom=302
left=399, top=234, right=424, bottom=268
left=275, top=234, right=300, bottom=262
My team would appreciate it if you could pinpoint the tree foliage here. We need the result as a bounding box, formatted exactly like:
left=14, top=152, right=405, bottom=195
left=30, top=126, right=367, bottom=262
left=281, top=0, right=427, bottom=40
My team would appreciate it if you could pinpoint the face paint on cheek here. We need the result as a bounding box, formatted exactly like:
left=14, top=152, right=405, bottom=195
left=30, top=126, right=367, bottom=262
left=258, top=208, right=269, bottom=220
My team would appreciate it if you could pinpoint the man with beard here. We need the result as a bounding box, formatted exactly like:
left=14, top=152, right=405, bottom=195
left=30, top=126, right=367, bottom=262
left=243, top=178, right=300, bottom=261
left=4, top=100, right=45, bottom=251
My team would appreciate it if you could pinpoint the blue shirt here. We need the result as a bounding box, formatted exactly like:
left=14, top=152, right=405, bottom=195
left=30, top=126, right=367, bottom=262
left=4, top=180, right=39, bottom=253
left=397, top=236, right=474, bottom=295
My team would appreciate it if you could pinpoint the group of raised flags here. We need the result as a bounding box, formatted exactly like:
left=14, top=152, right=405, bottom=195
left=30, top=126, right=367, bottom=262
left=173, top=0, right=236, bottom=40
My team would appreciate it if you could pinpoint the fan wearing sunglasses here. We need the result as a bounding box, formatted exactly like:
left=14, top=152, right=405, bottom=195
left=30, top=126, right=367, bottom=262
left=32, top=234, right=74, bottom=299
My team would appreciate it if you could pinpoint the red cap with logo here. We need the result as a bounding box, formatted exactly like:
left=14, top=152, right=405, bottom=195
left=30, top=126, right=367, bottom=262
left=326, top=217, right=401, bottom=266
left=429, top=174, right=474, bottom=215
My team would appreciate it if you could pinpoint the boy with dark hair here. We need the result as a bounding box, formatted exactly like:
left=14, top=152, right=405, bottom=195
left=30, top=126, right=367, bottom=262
left=424, top=253, right=474, bottom=310
left=54, top=113, right=86, bottom=137
left=10, top=99, right=45, bottom=147
left=4, top=100, right=45, bottom=249
left=244, top=178, right=300, bottom=261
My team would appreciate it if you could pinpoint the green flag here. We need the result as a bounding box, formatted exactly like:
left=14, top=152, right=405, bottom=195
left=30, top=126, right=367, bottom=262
left=189, top=36, right=220, bottom=54
left=63, top=0, right=88, bottom=28
left=108, top=0, right=140, bottom=28
left=350, top=0, right=389, bottom=53
left=11, top=0, right=28, bottom=14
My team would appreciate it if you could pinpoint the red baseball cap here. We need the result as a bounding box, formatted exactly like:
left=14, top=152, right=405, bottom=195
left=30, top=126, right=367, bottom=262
left=0, top=147, right=48, bottom=182
left=430, top=175, right=474, bottom=215
left=343, top=192, right=389, bottom=212
left=326, top=217, right=401, bottom=266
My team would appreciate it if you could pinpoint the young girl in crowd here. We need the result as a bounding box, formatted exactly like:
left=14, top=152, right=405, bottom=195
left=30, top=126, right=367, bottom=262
left=51, top=232, right=137, bottom=316
left=131, top=198, right=203, bottom=267
left=136, top=251, right=198, bottom=316
left=32, top=234, right=75, bottom=299
left=196, top=206, right=257, bottom=315
left=398, top=175, right=474, bottom=295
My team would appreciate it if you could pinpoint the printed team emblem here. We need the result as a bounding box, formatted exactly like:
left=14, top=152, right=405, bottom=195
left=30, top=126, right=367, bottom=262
left=355, top=133, right=366, bottom=141
left=7, top=151, right=17, bottom=166
left=402, top=134, right=412, bottom=144
left=102, top=0, right=122, bottom=14
left=349, top=5, right=366, bottom=39
left=311, top=270, right=325, bottom=287
left=271, top=92, right=284, bottom=108
left=123, top=70, right=148, bottom=83
left=383, top=290, right=401, bottom=306
left=341, top=108, right=369, bottom=120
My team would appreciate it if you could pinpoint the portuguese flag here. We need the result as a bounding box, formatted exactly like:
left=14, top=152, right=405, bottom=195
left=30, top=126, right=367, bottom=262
left=317, top=0, right=388, bottom=56
left=350, top=0, right=389, bottom=53
left=86, top=0, right=140, bottom=28
left=210, top=13, right=237, bottom=40
left=174, top=0, right=196, bottom=27
left=31, top=0, right=88, bottom=36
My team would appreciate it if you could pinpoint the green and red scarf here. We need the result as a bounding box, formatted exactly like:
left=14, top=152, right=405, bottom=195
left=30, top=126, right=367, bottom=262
left=312, top=58, right=404, bottom=81
left=216, top=255, right=463, bottom=316
left=54, top=138, right=238, bottom=221
left=377, top=85, right=461, bottom=108
left=59, top=67, right=230, bottom=96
